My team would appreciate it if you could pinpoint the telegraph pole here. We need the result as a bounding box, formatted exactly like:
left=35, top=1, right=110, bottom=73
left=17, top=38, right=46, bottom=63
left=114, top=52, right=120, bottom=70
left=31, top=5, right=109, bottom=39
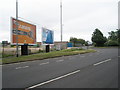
left=60, top=0, right=63, bottom=42
left=16, top=0, right=19, bottom=57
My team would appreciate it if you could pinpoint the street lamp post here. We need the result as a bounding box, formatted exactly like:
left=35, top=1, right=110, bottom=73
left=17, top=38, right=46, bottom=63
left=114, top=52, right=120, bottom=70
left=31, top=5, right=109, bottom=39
left=60, top=0, right=63, bottom=50
left=60, top=0, right=63, bottom=43
left=16, top=0, right=19, bottom=57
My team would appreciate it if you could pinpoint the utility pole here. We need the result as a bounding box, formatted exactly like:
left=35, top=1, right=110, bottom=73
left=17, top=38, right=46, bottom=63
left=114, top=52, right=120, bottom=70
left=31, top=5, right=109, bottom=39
left=60, top=0, right=63, bottom=42
left=16, top=0, right=19, bottom=57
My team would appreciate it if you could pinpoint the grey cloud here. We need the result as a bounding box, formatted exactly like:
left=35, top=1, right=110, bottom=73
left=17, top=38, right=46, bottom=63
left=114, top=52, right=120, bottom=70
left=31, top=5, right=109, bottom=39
left=0, top=0, right=118, bottom=42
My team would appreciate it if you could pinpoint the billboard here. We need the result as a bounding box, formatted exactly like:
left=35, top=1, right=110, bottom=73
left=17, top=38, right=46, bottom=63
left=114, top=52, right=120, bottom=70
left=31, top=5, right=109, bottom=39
left=67, top=43, right=73, bottom=47
left=42, top=28, right=54, bottom=44
left=11, top=17, right=36, bottom=45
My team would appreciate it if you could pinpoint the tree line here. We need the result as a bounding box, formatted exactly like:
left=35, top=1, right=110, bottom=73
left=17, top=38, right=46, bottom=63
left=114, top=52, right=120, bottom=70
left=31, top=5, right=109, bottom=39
left=69, top=28, right=120, bottom=47
left=92, top=28, right=120, bottom=46
left=69, top=37, right=89, bottom=47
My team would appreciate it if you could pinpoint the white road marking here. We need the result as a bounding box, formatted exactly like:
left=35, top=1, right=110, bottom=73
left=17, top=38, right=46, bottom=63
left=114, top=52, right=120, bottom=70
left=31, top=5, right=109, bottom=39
left=56, top=60, right=64, bottom=62
left=26, top=70, right=80, bottom=90
left=6, top=62, right=29, bottom=66
left=69, top=58, right=72, bottom=60
left=80, top=56, right=85, bottom=57
left=21, top=62, right=27, bottom=64
left=32, top=61, right=36, bottom=62
left=93, top=59, right=111, bottom=66
left=97, top=51, right=100, bottom=52
left=39, top=62, right=49, bottom=65
left=89, top=54, right=93, bottom=56
left=15, top=66, right=29, bottom=69
left=4, top=62, right=24, bottom=66
left=14, top=63, right=20, bottom=64
left=9, top=63, right=21, bottom=65
left=45, top=59, right=49, bottom=60
left=69, top=56, right=73, bottom=59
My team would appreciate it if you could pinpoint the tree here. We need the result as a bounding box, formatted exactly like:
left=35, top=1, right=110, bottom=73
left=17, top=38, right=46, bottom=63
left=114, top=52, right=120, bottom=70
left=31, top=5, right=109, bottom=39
left=117, top=29, right=120, bottom=46
left=91, top=28, right=107, bottom=46
left=77, top=39, right=85, bottom=45
left=108, top=31, right=118, bottom=41
left=70, top=37, right=86, bottom=47
left=70, top=37, right=77, bottom=47
left=106, top=29, right=120, bottom=46
left=85, top=41, right=89, bottom=46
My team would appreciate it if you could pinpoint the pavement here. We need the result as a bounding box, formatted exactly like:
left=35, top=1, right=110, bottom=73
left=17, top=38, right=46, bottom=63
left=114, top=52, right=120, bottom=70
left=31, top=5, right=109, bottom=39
left=2, top=47, right=118, bottom=89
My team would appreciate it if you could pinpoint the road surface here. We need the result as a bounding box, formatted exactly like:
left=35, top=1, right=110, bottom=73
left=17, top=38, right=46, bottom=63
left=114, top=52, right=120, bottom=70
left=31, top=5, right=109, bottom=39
left=2, top=47, right=118, bottom=89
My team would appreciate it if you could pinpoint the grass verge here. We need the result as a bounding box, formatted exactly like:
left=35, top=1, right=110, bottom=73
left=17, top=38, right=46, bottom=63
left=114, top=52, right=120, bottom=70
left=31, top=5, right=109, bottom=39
left=92, top=46, right=119, bottom=48
left=1, top=49, right=96, bottom=64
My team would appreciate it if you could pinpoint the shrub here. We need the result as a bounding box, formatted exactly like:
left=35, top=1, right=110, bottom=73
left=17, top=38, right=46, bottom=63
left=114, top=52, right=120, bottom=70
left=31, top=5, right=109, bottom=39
left=106, top=40, right=119, bottom=46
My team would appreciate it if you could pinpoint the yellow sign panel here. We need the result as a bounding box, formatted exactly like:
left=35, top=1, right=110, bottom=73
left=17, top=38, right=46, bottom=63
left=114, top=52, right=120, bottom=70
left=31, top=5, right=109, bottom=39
left=11, top=18, right=36, bottom=45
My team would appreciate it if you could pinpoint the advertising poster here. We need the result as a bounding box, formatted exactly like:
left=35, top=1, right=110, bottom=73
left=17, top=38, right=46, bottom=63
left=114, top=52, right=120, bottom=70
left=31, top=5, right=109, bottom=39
left=42, top=27, right=54, bottom=44
left=11, top=18, right=36, bottom=45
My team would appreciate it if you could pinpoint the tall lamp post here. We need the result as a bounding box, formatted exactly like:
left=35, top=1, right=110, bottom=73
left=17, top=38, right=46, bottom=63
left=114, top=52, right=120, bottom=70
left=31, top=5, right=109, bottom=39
left=16, top=0, right=19, bottom=57
left=60, top=0, right=63, bottom=43
left=60, top=0, right=63, bottom=50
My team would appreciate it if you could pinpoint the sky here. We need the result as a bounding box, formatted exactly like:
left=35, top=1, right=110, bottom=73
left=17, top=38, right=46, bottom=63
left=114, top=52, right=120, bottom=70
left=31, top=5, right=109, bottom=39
left=0, top=0, right=119, bottom=43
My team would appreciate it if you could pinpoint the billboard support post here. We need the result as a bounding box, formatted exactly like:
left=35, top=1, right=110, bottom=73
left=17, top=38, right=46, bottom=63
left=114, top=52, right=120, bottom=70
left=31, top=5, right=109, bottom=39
left=16, top=0, right=19, bottom=57
left=46, top=45, right=50, bottom=53
left=21, top=44, right=29, bottom=55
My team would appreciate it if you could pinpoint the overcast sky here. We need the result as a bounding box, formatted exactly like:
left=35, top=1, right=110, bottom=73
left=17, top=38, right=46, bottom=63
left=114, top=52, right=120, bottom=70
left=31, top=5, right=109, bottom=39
left=0, top=0, right=119, bottom=43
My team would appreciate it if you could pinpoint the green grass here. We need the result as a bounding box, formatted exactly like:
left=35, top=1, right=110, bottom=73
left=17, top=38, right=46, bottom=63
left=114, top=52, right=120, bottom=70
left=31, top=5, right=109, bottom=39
left=2, top=50, right=16, bottom=58
left=2, top=54, right=14, bottom=58
left=61, top=48, right=84, bottom=52
left=1, top=49, right=96, bottom=64
left=94, top=46, right=118, bottom=48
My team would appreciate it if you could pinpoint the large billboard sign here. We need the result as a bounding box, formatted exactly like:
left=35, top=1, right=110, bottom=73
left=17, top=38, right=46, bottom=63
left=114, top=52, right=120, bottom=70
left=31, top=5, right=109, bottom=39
left=42, top=28, right=54, bottom=44
left=11, top=18, right=36, bottom=45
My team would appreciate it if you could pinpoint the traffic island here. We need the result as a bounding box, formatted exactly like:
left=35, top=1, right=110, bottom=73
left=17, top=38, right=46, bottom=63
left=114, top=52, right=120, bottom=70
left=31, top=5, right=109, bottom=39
left=1, top=49, right=96, bottom=64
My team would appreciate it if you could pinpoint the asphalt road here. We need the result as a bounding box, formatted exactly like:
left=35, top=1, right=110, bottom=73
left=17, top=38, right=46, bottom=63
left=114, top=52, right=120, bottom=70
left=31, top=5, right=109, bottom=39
left=2, top=47, right=118, bottom=89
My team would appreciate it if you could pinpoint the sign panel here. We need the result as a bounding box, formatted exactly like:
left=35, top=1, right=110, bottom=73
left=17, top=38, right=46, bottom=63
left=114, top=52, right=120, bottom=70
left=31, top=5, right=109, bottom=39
left=11, top=18, right=36, bottom=45
left=42, top=28, right=54, bottom=44
left=67, top=43, right=73, bottom=47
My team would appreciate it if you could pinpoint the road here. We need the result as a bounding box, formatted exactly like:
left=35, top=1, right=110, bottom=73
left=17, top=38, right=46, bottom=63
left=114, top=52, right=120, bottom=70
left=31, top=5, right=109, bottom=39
left=2, top=47, right=118, bottom=89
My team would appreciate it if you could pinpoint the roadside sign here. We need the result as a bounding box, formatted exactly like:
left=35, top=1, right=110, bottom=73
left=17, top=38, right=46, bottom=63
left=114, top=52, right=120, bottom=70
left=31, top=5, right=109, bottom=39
left=11, top=17, right=36, bottom=45
left=42, top=27, right=54, bottom=44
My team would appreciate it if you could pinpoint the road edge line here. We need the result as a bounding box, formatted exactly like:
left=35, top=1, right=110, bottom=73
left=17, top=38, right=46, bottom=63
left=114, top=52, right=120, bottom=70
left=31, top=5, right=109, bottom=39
left=93, top=59, right=111, bottom=66
left=25, top=69, right=80, bottom=90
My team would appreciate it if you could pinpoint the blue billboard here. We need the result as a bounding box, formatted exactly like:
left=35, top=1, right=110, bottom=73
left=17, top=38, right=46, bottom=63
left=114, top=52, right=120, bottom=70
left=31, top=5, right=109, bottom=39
left=42, top=28, right=54, bottom=44
left=67, top=43, right=73, bottom=47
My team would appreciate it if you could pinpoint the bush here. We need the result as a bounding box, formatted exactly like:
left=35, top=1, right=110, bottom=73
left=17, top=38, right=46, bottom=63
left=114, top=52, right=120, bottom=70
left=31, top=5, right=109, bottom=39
left=11, top=45, right=15, bottom=47
left=106, top=40, right=119, bottom=46
left=38, top=49, right=44, bottom=53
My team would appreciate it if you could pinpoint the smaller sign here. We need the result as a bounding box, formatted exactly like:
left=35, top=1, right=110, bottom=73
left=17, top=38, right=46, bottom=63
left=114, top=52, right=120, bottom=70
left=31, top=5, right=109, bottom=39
left=2, top=41, right=8, bottom=44
left=42, top=28, right=54, bottom=44
left=67, top=43, right=73, bottom=47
